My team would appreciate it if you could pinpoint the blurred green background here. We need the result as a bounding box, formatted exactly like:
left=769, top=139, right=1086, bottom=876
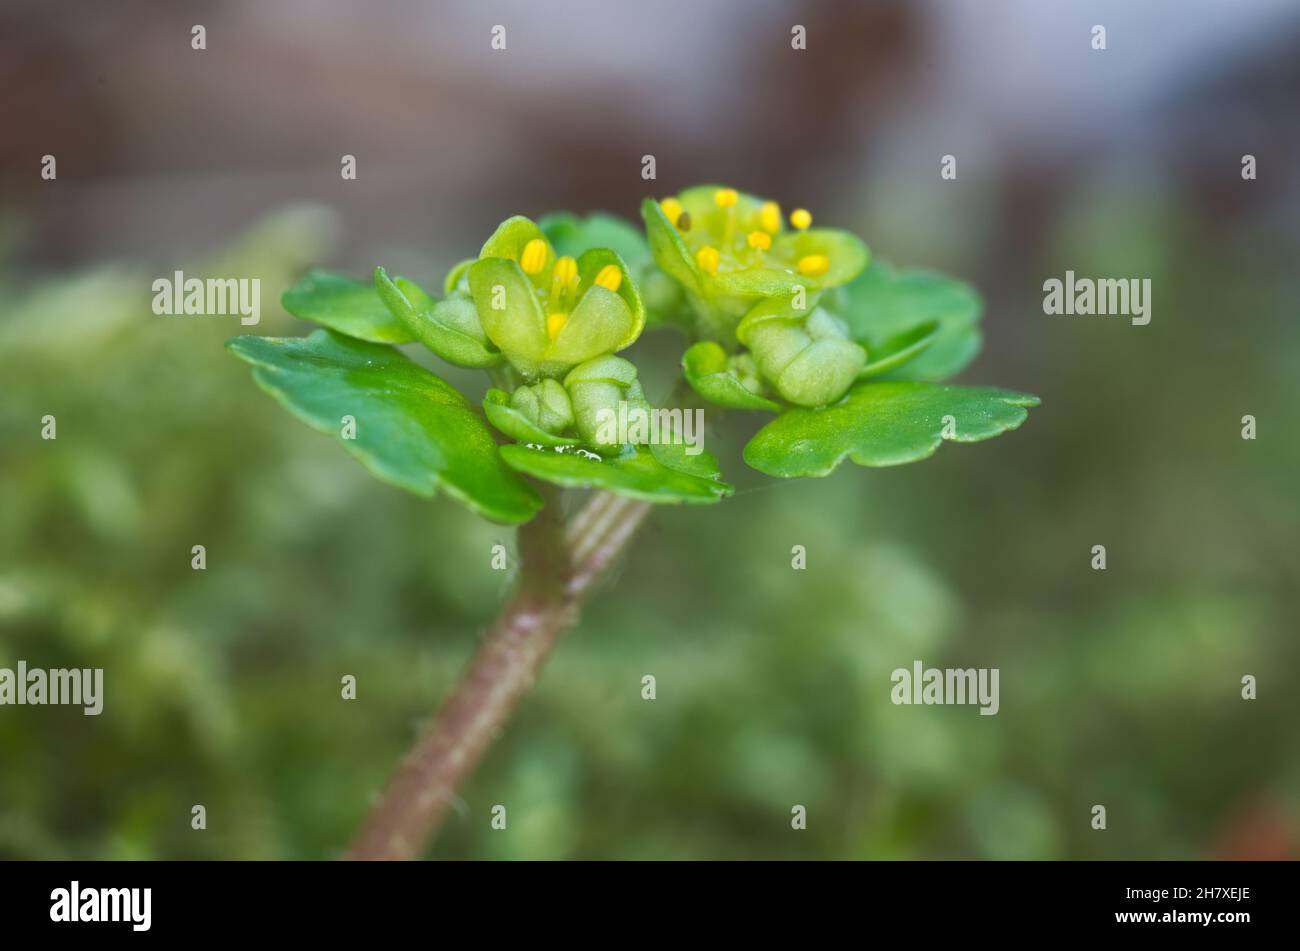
left=1, top=0, right=1298, bottom=859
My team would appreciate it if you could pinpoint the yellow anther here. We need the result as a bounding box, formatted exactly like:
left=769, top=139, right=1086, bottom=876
left=696, top=246, right=721, bottom=274
left=553, top=255, right=578, bottom=287
left=797, top=254, right=829, bottom=277
left=759, top=201, right=781, bottom=234
left=660, top=197, right=684, bottom=227
left=520, top=238, right=548, bottom=275
left=790, top=208, right=812, bottom=230
left=593, top=264, right=623, bottom=292
left=714, top=188, right=739, bottom=208
left=546, top=312, right=568, bottom=340
left=746, top=231, right=772, bottom=251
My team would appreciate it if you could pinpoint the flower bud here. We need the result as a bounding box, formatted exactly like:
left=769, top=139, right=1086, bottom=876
left=564, top=355, right=652, bottom=450
left=737, top=300, right=866, bottom=408
left=509, top=378, right=575, bottom=435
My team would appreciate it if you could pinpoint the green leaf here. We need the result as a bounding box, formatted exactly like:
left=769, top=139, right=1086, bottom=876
left=373, top=267, right=501, bottom=368
left=482, top=388, right=579, bottom=448
left=858, top=320, right=938, bottom=379
left=539, top=212, right=650, bottom=265
left=500, top=444, right=732, bottom=505
left=282, top=270, right=414, bottom=344
left=682, top=340, right=781, bottom=412
left=226, top=330, right=543, bottom=523
left=743, top=380, right=1039, bottom=478
left=839, top=263, right=982, bottom=382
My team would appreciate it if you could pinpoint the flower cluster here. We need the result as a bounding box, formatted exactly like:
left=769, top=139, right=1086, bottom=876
left=642, top=185, right=877, bottom=408
left=241, top=180, right=1034, bottom=517
left=375, top=214, right=654, bottom=453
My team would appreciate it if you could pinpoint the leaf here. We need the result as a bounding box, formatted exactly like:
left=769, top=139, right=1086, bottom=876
left=500, top=444, right=732, bottom=505
left=227, top=330, right=543, bottom=523
left=839, top=262, right=983, bottom=382
left=743, top=380, right=1039, bottom=478
left=373, top=267, right=500, bottom=368
left=682, top=340, right=781, bottom=412
left=482, top=388, right=579, bottom=448
left=282, top=270, right=414, bottom=344
left=857, top=320, right=938, bottom=379
left=538, top=211, right=650, bottom=265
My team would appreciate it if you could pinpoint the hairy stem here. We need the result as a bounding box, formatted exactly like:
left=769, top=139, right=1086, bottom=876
left=346, top=489, right=652, bottom=860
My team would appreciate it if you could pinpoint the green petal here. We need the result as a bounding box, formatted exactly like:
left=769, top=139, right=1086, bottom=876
left=282, top=270, right=414, bottom=344
left=539, top=212, right=650, bottom=265
left=226, top=330, right=543, bottom=523
left=374, top=267, right=500, bottom=368
left=500, top=444, right=731, bottom=505
left=682, top=340, right=781, bottom=412
left=467, top=257, right=548, bottom=370
left=710, top=266, right=814, bottom=301
left=772, top=228, right=870, bottom=288
left=839, top=262, right=983, bottom=382
left=744, top=380, right=1039, bottom=478
left=857, top=320, right=939, bottom=378
left=483, top=388, right=579, bottom=447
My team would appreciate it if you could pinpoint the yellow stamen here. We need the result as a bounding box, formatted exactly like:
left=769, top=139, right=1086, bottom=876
left=520, top=238, right=548, bottom=275
left=660, top=197, right=684, bottom=227
left=714, top=188, right=739, bottom=208
left=797, top=254, right=829, bottom=277
left=553, top=255, right=578, bottom=288
left=790, top=208, right=812, bottom=230
left=746, top=231, right=772, bottom=251
left=696, top=246, right=721, bottom=274
left=593, top=264, right=623, bottom=292
left=546, top=313, right=568, bottom=340
left=759, top=201, right=781, bottom=234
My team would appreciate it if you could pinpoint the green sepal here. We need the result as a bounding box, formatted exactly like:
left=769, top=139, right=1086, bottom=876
left=771, top=228, right=870, bottom=289
left=743, top=380, right=1039, bottom=478
left=226, top=329, right=542, bottom=523
left=373, top=267, right=501, bottom=368
left=442, top=258, right=476, bottom=296
left=642, top=198, right=703, bottom=295
left=500, top=444, right=732, bottom=505
left=282, top=270, right=414, bottom=344
left=467, top=256, right=550, bottom=375
left=681, top=340, right=781, bottom=412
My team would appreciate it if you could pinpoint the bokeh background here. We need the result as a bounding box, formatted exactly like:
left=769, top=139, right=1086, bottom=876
left=2, top=0, right=1298, bottom=859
